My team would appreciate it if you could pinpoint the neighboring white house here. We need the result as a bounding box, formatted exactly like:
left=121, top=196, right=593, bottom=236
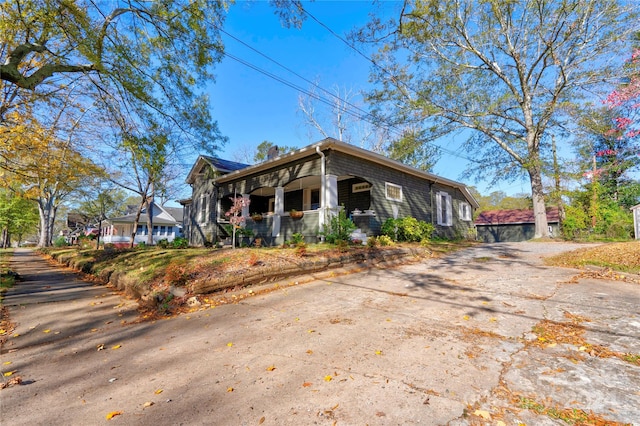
left=103, top=203, right=184, bottom=246
left=632, top=204, right=640, bottom=240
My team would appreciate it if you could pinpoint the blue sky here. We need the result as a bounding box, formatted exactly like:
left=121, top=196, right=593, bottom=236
left=206, top=1, right=531, bottom=196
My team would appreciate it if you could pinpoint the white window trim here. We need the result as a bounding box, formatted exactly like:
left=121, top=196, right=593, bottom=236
left=436, top=191, right=453, bottom=226
left=385, top=182, right=403, bottom=202
left=199, top=194, right=208, bottom=224
left=459, top=202, right=472, bottom=221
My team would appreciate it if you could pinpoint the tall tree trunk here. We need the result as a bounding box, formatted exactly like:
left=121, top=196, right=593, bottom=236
left=146, top=181, right=155, bottom=245
left=1, top=228, right=8, bottom=248
left=130, top=197, right=145, bottom=249
left=37, top=198, right=55, bottom=247
left=528, top=165, right=550, bottom=238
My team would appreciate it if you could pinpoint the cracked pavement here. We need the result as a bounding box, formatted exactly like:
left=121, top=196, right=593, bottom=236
left=1, top=243, right=639, bottom=425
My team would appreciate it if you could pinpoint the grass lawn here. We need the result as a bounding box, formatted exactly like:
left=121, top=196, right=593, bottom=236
left=545, top=241, right=640, bottom=274
left=0, top=248, right=16, bottom=293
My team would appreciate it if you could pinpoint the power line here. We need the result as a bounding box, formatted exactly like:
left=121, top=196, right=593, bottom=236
left=216, top=14, right=481, bottom=164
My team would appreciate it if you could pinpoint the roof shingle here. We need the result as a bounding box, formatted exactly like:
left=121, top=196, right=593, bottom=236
left=475, top=207, right=560, bottom=225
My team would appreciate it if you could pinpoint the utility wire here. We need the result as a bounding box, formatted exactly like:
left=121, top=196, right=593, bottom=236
left=216, top=13, right=481, bottom=163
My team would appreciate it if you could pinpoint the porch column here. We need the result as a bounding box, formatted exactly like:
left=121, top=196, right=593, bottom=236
left=325, top=174, right=338, bottom=213
left=241, top=194, right=250, bottom=220
left=272, top=186, right=284, bottom=237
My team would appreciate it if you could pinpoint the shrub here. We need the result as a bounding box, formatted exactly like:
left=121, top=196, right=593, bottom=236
left=377, top=235, right=394, bottom=246
left=381, top=217, right=435, bottom=242
left=290, top=233, right=305, bottom=245
left=562, top=204, right=589, bottom=240
left=54, top=236, right=68, bottom=247
left=136, top=242, right=148, bottom=249
left=321, top=209, right=356, bottom=244
left=366, top=236, right=379, bottom=248
left=157, top=239, right=170, bottom=249
left=172, top=237, right=189, bottom=249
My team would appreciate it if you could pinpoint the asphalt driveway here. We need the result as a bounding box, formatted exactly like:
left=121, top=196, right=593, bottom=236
left=1, top=243, right=639, bottom=425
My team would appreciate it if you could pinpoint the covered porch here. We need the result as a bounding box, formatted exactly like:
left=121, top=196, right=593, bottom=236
left=219, top=174, right=376, bottom=246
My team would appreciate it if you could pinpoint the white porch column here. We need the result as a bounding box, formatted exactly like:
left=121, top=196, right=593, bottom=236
left=272, top=186, right=284, bottom=237
left=241, top=193, right=250, bottom=220
left=325, top=174, right=338, bottom=214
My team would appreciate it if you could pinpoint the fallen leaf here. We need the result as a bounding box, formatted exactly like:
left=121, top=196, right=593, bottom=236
left=97, top=344, right=105, bottom=351
left=90, top=328, right=98, bottom=332
left=258, top=416, right=265, bottom=424
left=302, top=382, right=312, bottom=387
left=375, top=350, right=382, bottom=355
left=3, top=361, right=11, bottom=365
left=3, top=371, right=16, bottom=377
left=0, top=329, right=5, bottom=334
left=143, top=402, right=154, bottom=408
left=43, top=329, right=51, bottom=333
left=111, top=344, right=121, bottom=350
left=105, top=411, right=123, bottom=420
left=324, top=375, right=332, bottom=382
left=227, top=387, right=234, bottom=392
left=463, top=315, right=470, bottom=321
left=306, top=349, right=313, bottom=355
left=497, top=421, right=506, bottom=426
left=307, top=329, right=315, bottom=333
left=489, top=317, right=497, bottom=322
left=474, top=409, right=491, bottom=420
left=154, top=389, right=163, bottom=394
left=227, top=342, right=233, bottom=347
left=266, top=365, right=276, bottom=371
left=12, top=333, right=19, bottom=337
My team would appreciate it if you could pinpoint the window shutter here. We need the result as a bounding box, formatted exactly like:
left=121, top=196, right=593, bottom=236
left=446, top=194, right=453, bottom=225
left=436, top=192, right=443, bottom=225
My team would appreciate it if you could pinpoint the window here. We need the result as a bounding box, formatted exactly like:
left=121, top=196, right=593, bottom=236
left=303, top=187, right=321, bottom=210
left=385, top=182, right=403, bottom=202
left=200, top=194, right=208, bottom=223
left=459, top=202, right=472, bottom=221
left=436, top=191, right=453, bottom=226
left=160, top=226, right=166, bottom=235
left=167, top=226, right=173, bottom=235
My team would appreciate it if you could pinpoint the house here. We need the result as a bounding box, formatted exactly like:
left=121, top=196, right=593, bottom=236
left=474, top=207, right=560, bottom=243
left=103, top=203, right=184, bottom=246
left=181, top=138, right=478, bottom=246
left=631, top=204, right=640, bottom=239
left=180, top=156, right=251, bottom=246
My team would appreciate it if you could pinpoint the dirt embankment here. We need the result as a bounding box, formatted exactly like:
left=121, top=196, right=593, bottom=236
left=42, top=245, right=435, bottom=308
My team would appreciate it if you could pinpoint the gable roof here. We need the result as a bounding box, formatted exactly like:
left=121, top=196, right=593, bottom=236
left=214, top=138, right=479, bottom=208
left=475, top=207, right=560, bottom=225
left=109, top=204, right=183, bottom=225
left=185, top=155, right=250, bottom=184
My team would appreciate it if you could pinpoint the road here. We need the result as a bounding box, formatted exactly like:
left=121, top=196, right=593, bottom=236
left=1, top=244, right=639, bottom=425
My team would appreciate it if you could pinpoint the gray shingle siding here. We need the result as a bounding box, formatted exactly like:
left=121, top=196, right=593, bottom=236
left=185, top=143, right=476, bottom=246
left=328, top=150, right=433, bottom=226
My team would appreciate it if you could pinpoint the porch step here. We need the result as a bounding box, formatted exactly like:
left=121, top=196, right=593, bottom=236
left=350, top=229, right=368, bottom=245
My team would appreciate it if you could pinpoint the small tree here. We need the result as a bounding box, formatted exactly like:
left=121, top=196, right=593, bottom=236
left=320, top=210, right=356, bottom=244
left=225, top=196, right=250, bottom=249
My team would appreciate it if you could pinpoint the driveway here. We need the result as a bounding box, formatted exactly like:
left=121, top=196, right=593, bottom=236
left=1, top=243, right=639, bottom=425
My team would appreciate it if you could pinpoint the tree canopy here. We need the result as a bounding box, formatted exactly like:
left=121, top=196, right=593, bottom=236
left=1, top=0, right=228, bottom=149
left=358, top=0, right=638, bottom=238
